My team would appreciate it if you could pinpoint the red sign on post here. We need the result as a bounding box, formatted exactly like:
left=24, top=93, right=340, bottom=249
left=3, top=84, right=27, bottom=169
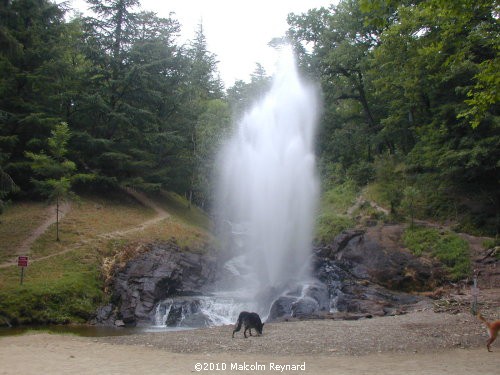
left=18, top=256, right=28, bottom=267
left=18, top=256, right=28, bottom=285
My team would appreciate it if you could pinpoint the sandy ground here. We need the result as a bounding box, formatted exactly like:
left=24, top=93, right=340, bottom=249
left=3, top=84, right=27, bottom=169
left=1, top=310, right=499, bottom=375
left=0, top=333, right=498, bottom=375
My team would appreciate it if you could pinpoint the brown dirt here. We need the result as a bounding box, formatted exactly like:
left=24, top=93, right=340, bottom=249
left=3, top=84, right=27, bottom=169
left=98, top=188, right=170, bottom=240
left=0, top=201, right=71, bottom=268
left=0, top=190, right=169, bottom=269
left=1, top=308, right=500, bottom=375
left=96, top=308, right=499, bottom=356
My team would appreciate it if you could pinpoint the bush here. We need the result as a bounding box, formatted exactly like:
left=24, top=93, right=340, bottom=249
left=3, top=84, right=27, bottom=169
left=315, top=179, right=358, bottom=244
left=346, top=161, right=375, bottom=186
left=0, top=271, right=103, bottom=325
left=403, top=226, right=471, bottom=281
left=372, top=156, right=405, bottom=214
left=322, top=179, right=358, bottom=213
left=315, top=213, right=355, bottom=245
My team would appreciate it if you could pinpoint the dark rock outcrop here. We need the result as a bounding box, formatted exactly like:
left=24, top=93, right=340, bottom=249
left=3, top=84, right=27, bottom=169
left=313, top=226, right=445, bottom=317
left=99, top=225, right=446, bottom=326
left=267, top=281, right=330, bottom=321
left=316, top=227, right=445, bottom=292
left=108, top=241, right=217, bottom=326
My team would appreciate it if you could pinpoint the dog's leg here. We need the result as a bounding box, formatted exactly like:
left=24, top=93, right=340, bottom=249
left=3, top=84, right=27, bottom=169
left=487, top=331, right=497, bottom=352
left=244, top=326, right=249, bottom=338
left=248, top=328, right=253, bottom=336
left=232, top=322, right=242, bottom=338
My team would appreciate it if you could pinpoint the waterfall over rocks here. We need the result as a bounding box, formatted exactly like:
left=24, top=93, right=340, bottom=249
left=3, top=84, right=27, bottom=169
left=214, top=47, right=321, bottom=316
left=97, top=50, right=432, bottom=330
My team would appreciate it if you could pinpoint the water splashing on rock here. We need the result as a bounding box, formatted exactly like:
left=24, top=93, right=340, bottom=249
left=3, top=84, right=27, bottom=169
left=215, top=47, right=321, bottom=316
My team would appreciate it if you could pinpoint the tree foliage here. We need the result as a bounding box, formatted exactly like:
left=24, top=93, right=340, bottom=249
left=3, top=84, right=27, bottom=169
left=287, top=0, right=499, bottom=234
left=0, top=0, right=498, bottom=235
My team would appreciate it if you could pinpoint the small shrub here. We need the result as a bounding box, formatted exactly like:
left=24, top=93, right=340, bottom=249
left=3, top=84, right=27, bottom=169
left=315, top=213, right=355, bottom=244
left=482, top=238, right=499, bottom=249
left=346, top=161, right=375, bottom=186
left=322, top=179, right=358, bottom=213
left=403, top=226, right=470, bottom=281
left=315, top=180, right=358, bottom=244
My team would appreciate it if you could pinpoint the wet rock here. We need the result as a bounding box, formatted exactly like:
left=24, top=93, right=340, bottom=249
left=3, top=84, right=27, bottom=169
left=267, top=282, right=330, bottom=321
left=268, top=296, right=296, bottom=321
left=95, top=304, right=114, bottom=324
left=319, top=226, right=445, bottom=291
left=180, top=312, right=211, bottom=328
left=312, top=226, right=444, bottom=318
left=106, top=241, right=217, bottom=326
left=291, top=297, right=319, bottom=318
left=302, top=282, right=330, bottom=311
left=165, top=299, right=202, bottom=326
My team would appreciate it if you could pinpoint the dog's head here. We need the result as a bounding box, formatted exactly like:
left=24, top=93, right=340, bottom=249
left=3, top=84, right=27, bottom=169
left=256, top=322, right=264, bottom=335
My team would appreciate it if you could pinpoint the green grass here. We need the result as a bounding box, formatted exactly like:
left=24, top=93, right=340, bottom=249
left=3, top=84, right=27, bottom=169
left=155, top=191, right=211, bottom=230
left=403, top=226, right=471, bottom=281
left=315, top=180, right=357, bottom=244
left=0, top=189, right=212, bottom=326
left=315, top=213, right=355, bottom=244
left=0, top=201, right=50, bottom=262
left=0, top=248, right=104, bottom=324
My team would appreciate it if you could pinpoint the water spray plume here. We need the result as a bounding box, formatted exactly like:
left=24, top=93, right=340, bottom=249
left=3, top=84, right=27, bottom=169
left=216, top=46, right=320, bottom=314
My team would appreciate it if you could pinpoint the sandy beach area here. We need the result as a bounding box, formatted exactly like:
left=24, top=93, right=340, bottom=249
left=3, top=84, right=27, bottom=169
left=1, top=310, right=499, bottom=375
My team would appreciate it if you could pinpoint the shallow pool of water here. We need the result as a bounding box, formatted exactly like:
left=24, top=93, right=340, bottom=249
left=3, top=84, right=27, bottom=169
left=0, top=324, right=194, bottom=337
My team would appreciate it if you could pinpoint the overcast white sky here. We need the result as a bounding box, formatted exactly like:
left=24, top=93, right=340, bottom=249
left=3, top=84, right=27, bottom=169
left=63, top=0, right=336, bottom=87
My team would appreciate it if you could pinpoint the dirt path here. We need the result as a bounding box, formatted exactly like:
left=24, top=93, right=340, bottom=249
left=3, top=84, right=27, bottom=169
left=98, top=188, right=169, bottom=240
left=16, top=201, right=71, bottom=257
left=0, top=201, right=72, bottom=268
left=0, top=190, right=169, bottom=269
left=347, top=195, right=390, bottom=217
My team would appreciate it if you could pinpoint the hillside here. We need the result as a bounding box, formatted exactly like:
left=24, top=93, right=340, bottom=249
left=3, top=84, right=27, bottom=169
left=1, top=181, right=498, bottom=327
left=0, top=189, right=212, bottom=326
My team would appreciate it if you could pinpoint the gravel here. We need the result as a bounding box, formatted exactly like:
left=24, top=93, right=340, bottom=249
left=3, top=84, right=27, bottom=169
left=95, top=309, right=491, bottom=356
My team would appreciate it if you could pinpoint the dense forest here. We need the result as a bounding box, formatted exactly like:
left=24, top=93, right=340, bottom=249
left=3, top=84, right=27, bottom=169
left=0, top=0, right=498, bottom=235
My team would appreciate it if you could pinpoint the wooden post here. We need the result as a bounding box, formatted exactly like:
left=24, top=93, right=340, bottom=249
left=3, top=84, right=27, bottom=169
left=56, top=197, right=60, bottom=241
left=471, top=270, right=479, bottom=315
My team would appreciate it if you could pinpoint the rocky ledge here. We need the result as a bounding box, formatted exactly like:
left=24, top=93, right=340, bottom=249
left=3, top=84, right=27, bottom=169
left=96, top=226, right=449, bottom=326
left=96, top=241, right=217, bottom=326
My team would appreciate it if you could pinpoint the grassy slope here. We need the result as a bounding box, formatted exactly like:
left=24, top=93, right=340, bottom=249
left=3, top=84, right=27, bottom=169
left=1, top=181, right=489, bottom=325
left=0, top=190, right=212, bottom=326
left=318, top=180, right=482, bottom=283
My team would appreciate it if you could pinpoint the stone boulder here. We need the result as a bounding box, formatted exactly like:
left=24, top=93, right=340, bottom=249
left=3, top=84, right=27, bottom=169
left=268, top=296, right=297, bottom=321
left=267, top=281, right=330, bottom=321
left=109, top=241, right=217, bottom=326
left=317, top=227, right=445, bottom=292
left=312, top=226, right=445, bottom=317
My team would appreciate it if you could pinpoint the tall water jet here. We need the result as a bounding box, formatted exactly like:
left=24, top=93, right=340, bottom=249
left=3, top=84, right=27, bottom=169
left=215, top=47, right=320, bottom=315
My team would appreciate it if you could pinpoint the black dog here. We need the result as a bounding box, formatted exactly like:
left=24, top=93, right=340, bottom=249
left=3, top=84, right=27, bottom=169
left=232, top=311, right=264, bottom=338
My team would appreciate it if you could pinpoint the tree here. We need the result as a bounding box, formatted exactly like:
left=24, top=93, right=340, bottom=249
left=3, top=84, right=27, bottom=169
left=193, top=99, right=231, bottom=208
left=226, top=63, right=271, bottom=119
left=0, top=0, right=80, bottom=191
left=26, top=122, right=78, bottom=241
left=75, top=1, right=195, bottom=192
left=287, top=0, right=386, bottom=173
left=367, top=0, right=499, bottom=186
left=0, top=166, right=17, bottom=216
left=180, top=23, right=224, bottom=206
